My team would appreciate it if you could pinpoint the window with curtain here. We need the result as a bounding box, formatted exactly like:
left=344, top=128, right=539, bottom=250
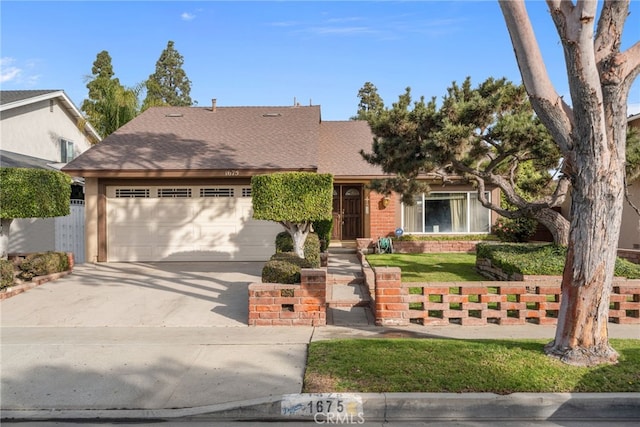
left=402, top=192, right=491, bottom=234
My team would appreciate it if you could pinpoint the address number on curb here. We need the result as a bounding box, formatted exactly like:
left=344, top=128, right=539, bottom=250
left=281, top=393, right=363, bottom=417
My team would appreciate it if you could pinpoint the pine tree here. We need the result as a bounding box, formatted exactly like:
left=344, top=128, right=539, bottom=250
left=142, top=41, right=192, bottom=110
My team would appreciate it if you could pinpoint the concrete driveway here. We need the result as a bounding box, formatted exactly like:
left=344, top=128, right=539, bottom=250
left=0, top=261, right=263, bottom=327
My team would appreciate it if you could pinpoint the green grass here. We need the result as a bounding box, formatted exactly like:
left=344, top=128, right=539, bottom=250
left=366, top=253, right=486, bottom=282
left=304, top=338, right=640, bottom=394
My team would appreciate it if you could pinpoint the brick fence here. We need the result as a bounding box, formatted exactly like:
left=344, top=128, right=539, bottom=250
left=248, top=269, right=327, bottom=326
left=373, top=267, right=640, bottom=326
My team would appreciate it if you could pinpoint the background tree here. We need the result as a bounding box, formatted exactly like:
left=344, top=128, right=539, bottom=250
left=499, top=0, right=639, bottom=366
left=142, top=41, right=193, bottom=110
left=0, top=168, right=71, bottom=259
left=352, top=81, right=384, bottom=121
left=252, top=172, right=333, bottom=258
left=81, top=50, right=140, bottom=138
left=360, top=77, right=571, bottom=245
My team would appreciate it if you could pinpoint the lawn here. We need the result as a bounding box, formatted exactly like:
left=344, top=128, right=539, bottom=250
left=304, top=338, right=640, bottom=394
left=366, top=253, right=486, bottom=282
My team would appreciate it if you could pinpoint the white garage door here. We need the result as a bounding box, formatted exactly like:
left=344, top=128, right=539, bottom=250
left=106, top=185, right=281, bottom=262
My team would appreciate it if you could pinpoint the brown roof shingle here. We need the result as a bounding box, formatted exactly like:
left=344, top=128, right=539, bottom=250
left=63, top=104, right=385, bottom=178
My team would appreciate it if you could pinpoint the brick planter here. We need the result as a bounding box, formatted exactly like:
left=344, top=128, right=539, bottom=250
left=248, top=269, right=327, bottom=326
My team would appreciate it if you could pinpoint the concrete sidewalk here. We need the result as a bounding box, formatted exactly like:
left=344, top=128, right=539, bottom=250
left=1, top=252, right=639, bottom=422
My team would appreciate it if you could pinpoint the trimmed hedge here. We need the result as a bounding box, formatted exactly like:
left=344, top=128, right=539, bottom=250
left=0, top=260, right=13, bottom=289
left=476, top=243, right=640, bottom=278
left=17, top=251, right=70, bottom=281
left=1, top=168, right=71, bottom=219
left=313, top=219, right=333, bottom=252
left=262, top=252, right=314, bottom=284
left=275, top=232, right=321, bottom=268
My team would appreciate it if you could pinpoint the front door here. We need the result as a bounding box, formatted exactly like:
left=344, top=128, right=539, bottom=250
left=332, top=185, right=363, bottom=241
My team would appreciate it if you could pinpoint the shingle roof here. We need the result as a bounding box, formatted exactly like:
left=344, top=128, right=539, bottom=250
left=63, top=104, right=385, bottom=177
left=0, top=90, right=61, bottom=106
left=0, top=150, right=56, bottom=169
left=318, top=120, right=383, bottom=177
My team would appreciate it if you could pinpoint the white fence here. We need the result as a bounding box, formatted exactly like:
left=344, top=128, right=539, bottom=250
left=55, top=199, right=85, bottom=264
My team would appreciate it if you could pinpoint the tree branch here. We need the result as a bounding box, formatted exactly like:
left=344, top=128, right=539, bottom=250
left=594, top=0, right=628, bottom=64
left=499, top=0, right=574, bottom=154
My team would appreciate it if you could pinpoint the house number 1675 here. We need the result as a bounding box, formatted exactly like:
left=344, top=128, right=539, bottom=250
left=224, top=170, right=239, bottom=176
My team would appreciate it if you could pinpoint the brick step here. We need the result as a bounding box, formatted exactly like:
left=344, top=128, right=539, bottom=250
left=328, top=274, right=364, bottom=286
left=326, top=283, right=371, bottom=309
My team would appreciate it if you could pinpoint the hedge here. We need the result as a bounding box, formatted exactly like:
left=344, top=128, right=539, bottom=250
left=17, top=251, right=70, bottom=281
left=476, top=243, right=640, bottom=278
left=262, top=253, right=314, bottom=284
left=251, top=172, right=333, bottom=223
left=1, top=168, right=71, bottom=219
left=0, top=260, right=13, bottom=289
left=275, top=232, right=321, bottom=268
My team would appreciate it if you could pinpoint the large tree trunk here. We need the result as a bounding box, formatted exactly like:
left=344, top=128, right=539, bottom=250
left=0, top=218, right=13, bottom=260
left=545, top=98, right=626, bottom=366
left=500, top=0, right=639, bottom=366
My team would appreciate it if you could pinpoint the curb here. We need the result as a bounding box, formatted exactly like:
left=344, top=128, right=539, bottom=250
left=3, top=393, right=639, bottom=422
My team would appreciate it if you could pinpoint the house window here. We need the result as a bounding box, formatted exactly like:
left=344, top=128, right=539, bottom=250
left=402, top=192, right=491, bottom=234
left=60, top=139, right=74, bottom=162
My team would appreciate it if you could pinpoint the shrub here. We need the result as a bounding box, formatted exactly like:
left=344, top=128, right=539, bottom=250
left=262, top=253, right=314, bottom=284
left=275, top=231, right=294, bottom=253
left=274, top=232, right=321, bottom=268
left=476, top=243, right=640, bottom=278
left=493, top=217, right=537, bottom=242
left=0, top=259, right=14, bottom=289
left=17, top=251, right=69, bottom=281
left=313, top=219, right=333, bottom=252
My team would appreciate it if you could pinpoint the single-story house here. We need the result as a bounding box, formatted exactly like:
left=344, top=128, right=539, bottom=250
left=62, top=101, right=499, bottom=263
left=620, top=112, right=640, bottom=250
left=1, top=90, right=101, bottom=262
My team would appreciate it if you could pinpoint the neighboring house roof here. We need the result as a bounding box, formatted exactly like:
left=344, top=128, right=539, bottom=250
left=0, top=89, right=102, bottom=142
left=63, top=105, right=385, bottom=178
left=0, top=150, right=56, bottom=169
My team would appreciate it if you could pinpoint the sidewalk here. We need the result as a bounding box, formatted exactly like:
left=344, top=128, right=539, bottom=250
left=1, top=251, right=639, bottom=422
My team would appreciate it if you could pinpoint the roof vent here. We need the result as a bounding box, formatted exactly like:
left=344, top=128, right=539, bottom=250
left=262, top=113, right=282, bottom=117
left=165, top=113, right=183, bottom=118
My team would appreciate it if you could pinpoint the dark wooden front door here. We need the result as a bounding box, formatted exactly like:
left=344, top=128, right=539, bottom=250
left=332, top=185, right=363, bottom=241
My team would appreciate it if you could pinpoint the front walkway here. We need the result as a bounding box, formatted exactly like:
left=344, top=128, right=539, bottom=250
left=326, top=249, right=375, bottom=326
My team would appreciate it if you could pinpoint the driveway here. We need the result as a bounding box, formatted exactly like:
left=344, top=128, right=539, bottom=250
left=0, top=262, right=263, bottom=327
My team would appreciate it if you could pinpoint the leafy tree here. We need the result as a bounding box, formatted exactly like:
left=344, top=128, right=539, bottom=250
left=142, top=41, right=193, bottom=110
left=252, top=172, right=333, bottom=259
left=81, top=50, right=140, bottom=138
left=499, top=0, right=639, bottom=366
left=359, top=77, right=571, bottom=245
left=0, top=168, right=71, bottom=259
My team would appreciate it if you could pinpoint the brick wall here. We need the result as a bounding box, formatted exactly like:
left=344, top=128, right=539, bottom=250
left=372, top=267, right=640, bottom=326
left=394, top=240, right=478, bottom=254
left=369, top=191, right=396, bottom=239
left=248, top=269, right=327, bottom=326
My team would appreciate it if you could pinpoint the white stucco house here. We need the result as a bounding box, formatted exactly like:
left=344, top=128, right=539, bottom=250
left=0, top=90, right=102, bottom=262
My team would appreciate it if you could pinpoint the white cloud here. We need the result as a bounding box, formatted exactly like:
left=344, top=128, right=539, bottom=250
left=181, top=12, right=195, bottom=21
left=0, top=57, right=21, bottom=83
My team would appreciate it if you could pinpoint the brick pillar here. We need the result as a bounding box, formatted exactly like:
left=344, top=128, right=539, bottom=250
left=299, top=269, right=327, bottom=326
left=374, top=267, right=408, bottom=326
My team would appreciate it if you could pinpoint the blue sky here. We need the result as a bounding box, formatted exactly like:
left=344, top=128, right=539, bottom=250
left=1, top=1, right=639, bottom=121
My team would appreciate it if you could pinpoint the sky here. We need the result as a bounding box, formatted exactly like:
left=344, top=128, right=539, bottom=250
left=1, top=0, right=639, bottom=121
